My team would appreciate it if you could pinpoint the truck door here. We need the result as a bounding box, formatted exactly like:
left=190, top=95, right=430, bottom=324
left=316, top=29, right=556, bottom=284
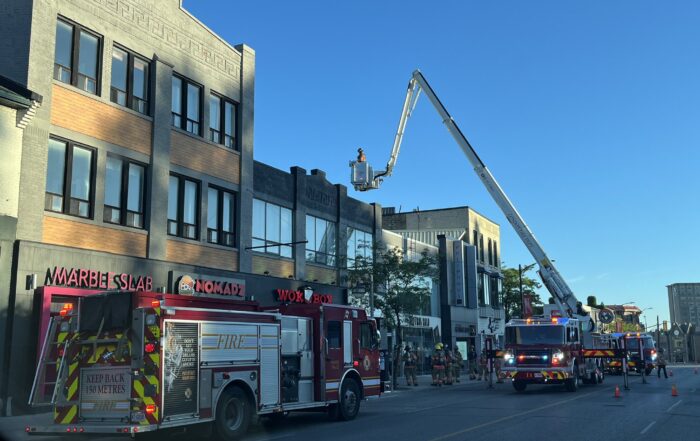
left=324, top=320, right=342, bottom=398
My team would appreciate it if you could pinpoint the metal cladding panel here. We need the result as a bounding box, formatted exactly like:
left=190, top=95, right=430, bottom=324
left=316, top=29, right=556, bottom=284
left=259, top=324, right=280, bottom=406
left=200, top=323, right=259, bottom=363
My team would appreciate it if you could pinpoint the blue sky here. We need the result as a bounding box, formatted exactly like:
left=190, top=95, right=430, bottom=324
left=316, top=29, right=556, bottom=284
left=185, top=1, right=700, bottom=325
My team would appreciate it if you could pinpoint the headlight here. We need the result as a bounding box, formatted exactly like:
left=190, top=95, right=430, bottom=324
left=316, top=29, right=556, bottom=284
left=552, top=350, right=565, bottom=362
left=651, top=353, right=657, bottom=361
left=503, top=351, right=514, bottom=364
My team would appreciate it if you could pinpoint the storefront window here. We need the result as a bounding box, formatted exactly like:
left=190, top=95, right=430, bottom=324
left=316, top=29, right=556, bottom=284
left=306, top=215, right=336, bottom=267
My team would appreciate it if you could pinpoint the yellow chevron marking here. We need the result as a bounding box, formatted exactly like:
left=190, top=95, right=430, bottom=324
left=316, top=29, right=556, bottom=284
left=59, top=405, right=78, bottom=424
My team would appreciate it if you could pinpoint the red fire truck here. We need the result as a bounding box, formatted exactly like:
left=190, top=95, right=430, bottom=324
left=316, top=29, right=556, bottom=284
left=27, top=290, right=381, bottom=439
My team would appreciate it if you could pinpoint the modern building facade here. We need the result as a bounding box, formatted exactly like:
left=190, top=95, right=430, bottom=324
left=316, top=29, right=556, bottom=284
left=383, top=207, right=505, bottom=356
left=0, top=0, right=381, bottom=414
left=668, top=283, right=700, bottom=328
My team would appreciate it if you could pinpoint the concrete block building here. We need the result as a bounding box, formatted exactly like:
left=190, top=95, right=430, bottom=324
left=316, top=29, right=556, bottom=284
left=0, top=0, right=382, bottom=414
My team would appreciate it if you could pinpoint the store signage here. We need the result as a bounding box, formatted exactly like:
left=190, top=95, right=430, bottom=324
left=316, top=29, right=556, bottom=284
left=174, top=274, right=245, bottom=297
left=45, top=266, right=153, bottom=291
left=276, top=289, right=333, bottom=304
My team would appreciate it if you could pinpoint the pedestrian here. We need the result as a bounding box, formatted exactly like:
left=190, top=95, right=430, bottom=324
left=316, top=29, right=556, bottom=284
left=444, top=345, right=454, bottom=385
left=453, top=347, right=464, bottom=383
left=656, top=348, right=668, bottom=379
left=468, top=345, right=477, bottom=380
left=431, top=343, right=446, bottom=386
left=478, top=349, right=489, bottom=381
left=403, top=346, right=418, bottom=386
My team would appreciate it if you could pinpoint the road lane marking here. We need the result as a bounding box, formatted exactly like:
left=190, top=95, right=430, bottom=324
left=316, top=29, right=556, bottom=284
left=640, top=421, right=656, bottom=435
left=666, top=400, right=682, bottom=413
left=426, top=389, right=604, bottom=441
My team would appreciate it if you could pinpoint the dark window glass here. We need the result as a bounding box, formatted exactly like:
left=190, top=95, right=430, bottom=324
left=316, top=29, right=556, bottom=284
left=171, top=76, right=182, bottom=127
left=103, top=157, right=145, bottom=228
left=53, top=19, right=101, bottom=95
left=347, top=228, right=373, bottom=268
left=104, top=156, right=122, bottom=223
left=77, top=30, right=99, bottom=93
left=209, top=94, right=221, bottom=143
left=252, top=198, right=292, bottom=256
left=488, top=238, right=493, bottom=265
left=172, top=75, right=201, bottom=135
left=168, top=174, right=199, bottom=240
left=111, top=46, right=149, bottom=115
left=360, top=323, right=372, bottom=349
left=494, top=241, right=498, bottom=267
left=46, top=139, right=67, bottom=212
left=224, top=101, right=236, bottom=148
left=207, top=186, right=236, bottom=247
left=45, top=137, right=94, bottom=218
left=505, top=326, right=565, bottom=345
left=327, top=321, right=341, bottom=348
left=479, top=235, right=485, bottom=262
left=126, top=163, right=144, bottom=227
left=54, top=20, right=73, bottom=83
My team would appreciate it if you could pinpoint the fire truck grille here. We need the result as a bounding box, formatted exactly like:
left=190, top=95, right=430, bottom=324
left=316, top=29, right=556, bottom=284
left=516, top=349, right=550, bottom=366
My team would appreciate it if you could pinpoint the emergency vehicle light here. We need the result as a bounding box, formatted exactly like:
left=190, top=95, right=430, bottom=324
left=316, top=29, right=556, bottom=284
left=151, top=300, right=161, bottom=308
left=353, top=360, right=359, bottom=368
left=145, top=404, right=156, bottom=415
left=144, top=343, right=157, bottom=353
left=551, top=318, right=558, bottom=324
left=63, top=303, right=73, bottom=310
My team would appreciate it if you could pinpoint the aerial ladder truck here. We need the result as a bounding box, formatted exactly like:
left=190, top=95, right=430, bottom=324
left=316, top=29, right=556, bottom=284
left=350, top=70, right=610, bottom=391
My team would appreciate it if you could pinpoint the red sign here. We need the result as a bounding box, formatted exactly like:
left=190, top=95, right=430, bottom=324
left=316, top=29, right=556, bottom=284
left=276, top=289, right=333, bottom=304
left=45, top=266, right=153, bottom=291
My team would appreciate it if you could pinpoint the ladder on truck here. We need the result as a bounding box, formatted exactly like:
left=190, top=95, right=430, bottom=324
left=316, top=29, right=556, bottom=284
left=28, top=317, right=68, bottom=406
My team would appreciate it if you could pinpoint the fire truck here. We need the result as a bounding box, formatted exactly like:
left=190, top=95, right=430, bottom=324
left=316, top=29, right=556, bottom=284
left=603, top=332, right=656, bottom=376
left=348, top=70, right=610, bottom=392
left=27, top=290, right=381, bottom=438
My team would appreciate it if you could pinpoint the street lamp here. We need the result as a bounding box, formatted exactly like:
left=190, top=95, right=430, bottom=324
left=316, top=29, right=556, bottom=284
left=641, top=307, right=653, bottom=330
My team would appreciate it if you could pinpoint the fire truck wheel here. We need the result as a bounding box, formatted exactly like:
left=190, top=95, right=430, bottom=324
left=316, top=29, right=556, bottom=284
left=337, top=379, right=361, bottom=421
left=215, top=386, right=252, bottom=440
left=512, top=380, right=527, bottom=392
left=565, top=366, right=579, bottom=392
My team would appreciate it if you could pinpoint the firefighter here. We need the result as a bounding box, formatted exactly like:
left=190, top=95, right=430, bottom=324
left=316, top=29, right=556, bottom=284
left=431, top=343, right=446, bottom=386
left=357, top=147, right=366, bottom=162
left=468, top=345, right=477, bottom=380
left=656, top=348, right=668, bottom=378
left=494, top=346, right=504, bottom=383
left=478, top=349, right=489, bottom=381
left=444, top=345, right=454, bottom=385
left=453, top=347, right=464, bottom=383
left=403, top=346, right=418, bottom=386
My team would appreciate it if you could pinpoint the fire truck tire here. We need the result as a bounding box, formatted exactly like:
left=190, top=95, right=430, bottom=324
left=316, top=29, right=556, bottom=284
left=512, top=380, right=527, bottom=392
left=335, top=379, right=361, bottom=421
left=565, top=367, right=579, bottom=392
left=214, top=386, right=252, bottom=440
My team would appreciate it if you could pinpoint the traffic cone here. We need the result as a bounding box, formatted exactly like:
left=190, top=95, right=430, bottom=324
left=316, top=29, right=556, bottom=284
left=614, top=385, right=621, bottom=398
left=672, top=384, right=679, bottom=397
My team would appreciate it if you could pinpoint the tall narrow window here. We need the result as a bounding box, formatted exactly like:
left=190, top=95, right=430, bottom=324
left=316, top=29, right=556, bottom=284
left=45, top=137, right=95, bottom=218
left=306, top=215, right=337, bottom=267
left=487, top=238, right=493, bottom=266
left=110, top=45, right=150, bottom=114
left=472, top=230, right=478, bottom=259
left=252, top=199, right=293, bottom=257
left=346, top=228, right=373, bottom=268
left=209, top=93, right=239, bottom=149
left=479, top=234, right=485, bottom=262
left=168, top=174, right=199, bottom=240
left=53, top=18, right=101, bottom=94
left=493, top=240, right=499, bottom=267
left=207, top=186, right=236, bottom=247
left=172, top=75, right=202, bottom=136
left=104, top=155, right=146, bottom=228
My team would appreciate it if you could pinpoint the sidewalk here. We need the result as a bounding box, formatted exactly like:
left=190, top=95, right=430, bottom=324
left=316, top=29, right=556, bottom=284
left=380, top=373, right=500, bottom=394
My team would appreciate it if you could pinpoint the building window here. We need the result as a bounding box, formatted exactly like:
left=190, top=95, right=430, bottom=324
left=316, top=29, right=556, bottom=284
left=53, top=18, right=101, bottom=94
left=490, top=275, right=501, bottom=306
left=472, top=230, right=478, bottom=258
left=306, top=215, right=337, bottom=267
left=168, top=174, right=199, bottom=239
left=252, top=199, right=292, bottom=257
left=493, top=240, right=498, bottom=267
left=327, top=321, right=341, bottom=348
left=110, top=46, right=149, bottom=114
left=487, top=238, right=493, bottom=266
left=104, top=156, right=145, bottom=228
left=479, top=234, right=485, bottom=262
left=209, top=93, right=238, bottom=149
left=207, top=186, right=236, bottom=247
left=45, top=137, right=95, bottom=218
left=171, top=75, right=202, bottom=135
left=478, top=273, right=489, bottom=306
left=346, top=228, right=373, bottom=268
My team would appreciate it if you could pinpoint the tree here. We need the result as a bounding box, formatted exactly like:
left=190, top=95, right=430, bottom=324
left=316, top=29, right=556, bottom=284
left=501, top=264, right=543, bottom=322
left=348, top=242, right=438, bottom=388
left=587, top=296, right=598, bottom=307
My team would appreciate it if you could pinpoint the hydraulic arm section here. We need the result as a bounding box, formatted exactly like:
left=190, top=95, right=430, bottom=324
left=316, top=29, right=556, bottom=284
left=349, top=70, right=592, bottom=329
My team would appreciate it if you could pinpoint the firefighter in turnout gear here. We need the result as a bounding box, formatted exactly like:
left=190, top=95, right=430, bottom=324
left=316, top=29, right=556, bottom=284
left=453, top=347, right=464, bottom=383
left=444, top=345, right=454, bottom=385
left=431, top=343, right=446, bottom=386
left=403, top=346, right=418, bottom=386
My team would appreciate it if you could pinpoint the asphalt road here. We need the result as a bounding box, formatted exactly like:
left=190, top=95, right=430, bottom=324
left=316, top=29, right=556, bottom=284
left=2, top=367, right=700, bottom=441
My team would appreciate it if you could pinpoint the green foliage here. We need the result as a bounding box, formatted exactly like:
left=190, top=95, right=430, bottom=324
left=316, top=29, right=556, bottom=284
left=587, top=296, right=597, bottom=307
left=501, top=264, right=543, bottom=321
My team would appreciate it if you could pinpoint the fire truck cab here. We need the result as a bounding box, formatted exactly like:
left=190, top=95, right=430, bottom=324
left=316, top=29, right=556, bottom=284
left=28, top=291, right=381, bottom=439
left=502, top=317, right=603, bottom=392
left=602, top=332, right=656, bottom=376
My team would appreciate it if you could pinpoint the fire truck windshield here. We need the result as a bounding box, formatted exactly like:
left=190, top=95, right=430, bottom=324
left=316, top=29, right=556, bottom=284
left=506, top=325, right=565, bottom=345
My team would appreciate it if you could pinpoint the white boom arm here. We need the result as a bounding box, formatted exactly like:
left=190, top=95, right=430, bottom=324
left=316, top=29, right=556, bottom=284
left=350, top=70, right=590, bottom=326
